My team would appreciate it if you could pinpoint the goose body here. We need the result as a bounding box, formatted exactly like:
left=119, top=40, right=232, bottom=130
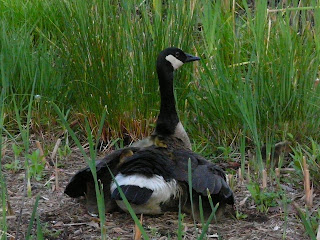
left=64, top=47, right=234, bottom=220
left=65, top=144, right=234, bottom=219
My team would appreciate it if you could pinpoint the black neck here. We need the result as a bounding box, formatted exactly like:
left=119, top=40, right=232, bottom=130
left=155, top=66, right=179, bottom=135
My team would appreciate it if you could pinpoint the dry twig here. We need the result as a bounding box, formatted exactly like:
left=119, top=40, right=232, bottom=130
left=134, top=214, right=143, bottom=240
left=51, top=138, right=61, bottom=163
left=262, top=169, right=267, bottom=189
left=275, top=168, right=280, bottom=178
left=303, top=156, right=313, bottom=208
left=238, top=168, right=243, bottom=183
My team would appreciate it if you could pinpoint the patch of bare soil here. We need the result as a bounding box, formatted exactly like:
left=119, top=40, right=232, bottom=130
left=3, top=144, right=315, bottom=239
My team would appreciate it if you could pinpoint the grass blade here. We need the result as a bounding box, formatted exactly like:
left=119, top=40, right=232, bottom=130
left=177, top=198, right=184, bottom=240
left=36, top=214, right=44, bottom=240
left=25, top=194, right=40, bottom=240
left=52, top=102, right=107, bottom=238
left=0, top=89, right=8, bottom=240
left=187, top=158, right=197, bottom=236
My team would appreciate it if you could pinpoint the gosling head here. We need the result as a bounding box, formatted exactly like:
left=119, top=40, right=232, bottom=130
left=157, top=47, right=200, bottom=71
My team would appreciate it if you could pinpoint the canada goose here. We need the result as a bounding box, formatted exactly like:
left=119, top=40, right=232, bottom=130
left=132, top=47, right=200, bottom=150
left=64, top=47, right=234, bottom=220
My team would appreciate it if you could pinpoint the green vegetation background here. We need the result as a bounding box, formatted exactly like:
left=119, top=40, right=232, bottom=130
left=2, top=0, right=320, bottom=152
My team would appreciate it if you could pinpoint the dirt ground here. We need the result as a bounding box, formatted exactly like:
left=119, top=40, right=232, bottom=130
left=2, top=140, right=317, bottom=240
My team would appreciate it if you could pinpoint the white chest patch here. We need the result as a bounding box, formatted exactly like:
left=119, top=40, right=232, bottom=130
left=174, top=122, right=191, bottom=150
left=110, top=173, right=180, bottom=214
left=165, top=54, right=184, bottom=70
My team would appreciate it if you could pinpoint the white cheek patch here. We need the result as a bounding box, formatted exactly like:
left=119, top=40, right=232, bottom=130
left=165, top=54, right=184, bottom=70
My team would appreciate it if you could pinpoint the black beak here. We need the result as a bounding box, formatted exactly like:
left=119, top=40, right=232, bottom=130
left=185, top=53, right=200, bottom=62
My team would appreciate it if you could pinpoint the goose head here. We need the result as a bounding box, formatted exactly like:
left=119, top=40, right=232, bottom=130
left=157, top=47, right=200, bottom=71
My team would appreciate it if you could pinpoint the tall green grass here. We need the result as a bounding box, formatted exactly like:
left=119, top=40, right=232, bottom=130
left=2, top=0, right=320, bottom=151
left=191, top=0, right=320, bottom=152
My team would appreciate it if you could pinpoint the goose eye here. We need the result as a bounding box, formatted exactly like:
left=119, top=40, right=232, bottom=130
left=175, top=52, right=180, bottom=58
